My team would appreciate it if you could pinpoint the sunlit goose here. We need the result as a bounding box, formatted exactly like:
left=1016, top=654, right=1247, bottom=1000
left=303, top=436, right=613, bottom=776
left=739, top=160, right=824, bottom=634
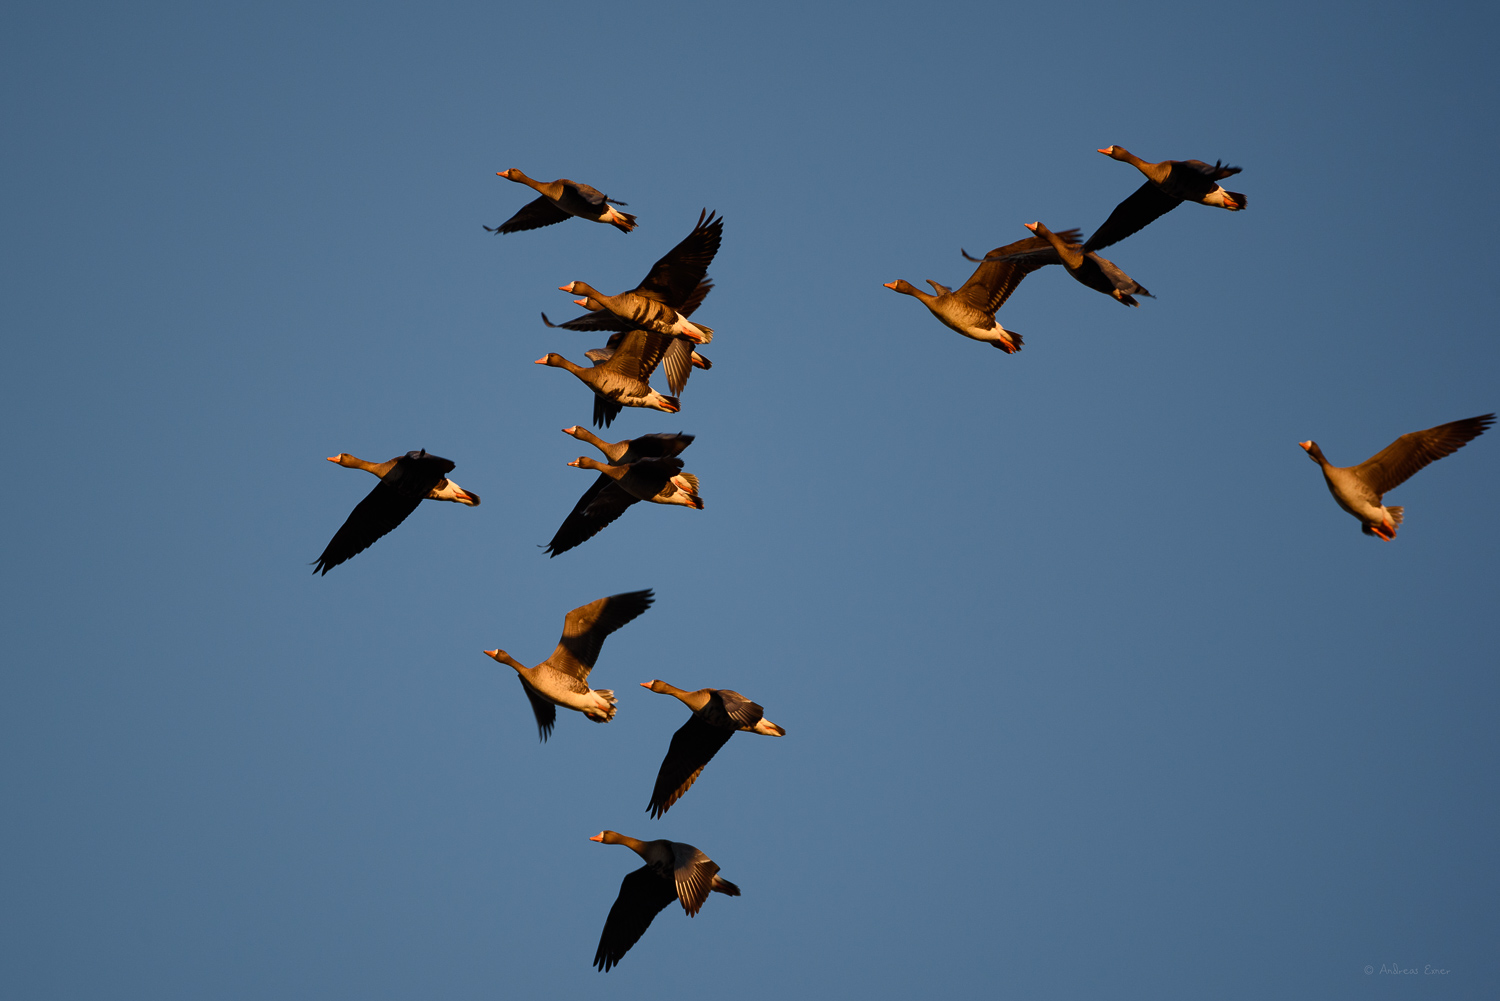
left=535, top=327, right=678, bottom=428
left=1089, top=146, right=1246, bottom=248
left=589, top=831, right=740, bottom=972
left=485, top=168, right=636, bottom=233
left=482, top=590, right=654, bottom=741
left=884, top=229, right=1082, bottom=351
left=545, top=430, right=697, bottom=556
left=1299, top=414, right=1493, bottom=539
left=558, top=209, right=722, bottom=344
left=313, top=450, right=478, bottom=575
left=980, top=221, right=1151, bottom=306
left=543, top=277, right=714, bottom=395
left=640, top=680, right=785, bottom=818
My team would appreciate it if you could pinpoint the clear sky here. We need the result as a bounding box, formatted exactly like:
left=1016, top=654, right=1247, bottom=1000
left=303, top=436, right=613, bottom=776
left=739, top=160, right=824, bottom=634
left=3, top=1, right=1497, bottom=998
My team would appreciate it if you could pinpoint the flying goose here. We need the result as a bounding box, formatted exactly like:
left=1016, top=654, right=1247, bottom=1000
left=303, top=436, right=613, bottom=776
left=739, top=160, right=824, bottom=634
left=543, top=455, right=702, bottom=555
left=543, top=277, right=715, bottom=395
left=484, top=168, right=636, bottom=234
left=1089, top=146, right=1246, bottom=249
left=535, top=327, right=679, bottom=428
left=313, top=450, right=478, bottom=575
left=545, top=429, right=696, bottom=557
left=640, top=681, right=785, bottom=818
left=1299, top=414, right=1493, bottom=539
left=558, top=209, right=723, bottom=345
left=589, top=831, right=740, bottom=972
left=483, top=589, right=654, bottom=740
left=884, top=229, right=1082, bottom=351
left=977, top=221, right=1152, bottom=306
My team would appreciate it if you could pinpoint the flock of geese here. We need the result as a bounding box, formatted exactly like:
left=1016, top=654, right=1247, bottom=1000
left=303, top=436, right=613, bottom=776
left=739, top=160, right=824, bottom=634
left=308, top=148, right=1491, bottom=971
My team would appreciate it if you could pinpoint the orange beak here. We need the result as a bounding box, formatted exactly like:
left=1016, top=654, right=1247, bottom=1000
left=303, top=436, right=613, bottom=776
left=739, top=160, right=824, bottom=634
left=558, top=285, right=572, bottom=292
left=534, top=356, right=548, bottom=364
left=325, top=455, right=340, bottom=463
left=882, top=282, right=898, bottom=289
left=588, top=833, right=604, bottom=842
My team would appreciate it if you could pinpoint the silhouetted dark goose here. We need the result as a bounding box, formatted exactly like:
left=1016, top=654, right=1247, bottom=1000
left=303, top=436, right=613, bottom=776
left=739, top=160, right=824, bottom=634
left=589, top=831, right=740, bottom=972
left=545, top=429, right=696, bottom=557
left=313, top=450, right=478, bottom=575
left=543, top=278, right=714, bottom=395
left=482, top=590, right=654, bottom=740
left=1088, top=146, right=1246, bottom=250
left=485, top=168, right=636, bottom=234
left=982, top=221, right=1151, bottom=306
left=536, top=328, right=679, bottom=428
left=1299, top=414, right=1493, bottom=539
left=641, top=680, right=785, bottom=818
left=558, top=209, right=722, bottom=345
left=884, top=230, right=1082, bottom=351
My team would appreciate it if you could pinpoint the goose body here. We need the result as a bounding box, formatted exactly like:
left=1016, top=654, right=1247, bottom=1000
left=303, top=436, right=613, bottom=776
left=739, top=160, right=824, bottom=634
left=557, top=209, right=723, bottom=346
left=543, top=276, right=715, bottom=395
left=313, top=450, right=478, bottom=575
left=982, top=222, right=1151, bottom=307
left=545, top=429, right=698, bottom=557
left=1090, top=146, right=1246, bottom=248
left=483, top=589, right=654, bottom=740
left=486, top=168, right=636, bottom=233
left=535, top=327, right=680, bottom=428
left=641, top=680, right=785, bottom=818
left=589, top=830, right=740, bottom=971
left=1299, top=414, right=1493, bottom=539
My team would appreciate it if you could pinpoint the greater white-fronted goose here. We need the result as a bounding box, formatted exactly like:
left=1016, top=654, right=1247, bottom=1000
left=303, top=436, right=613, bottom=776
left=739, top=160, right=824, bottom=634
left=482, top=589, right=654, bottom=741
left=982, top=221, right=1151, bottom=306
left=536, top=328, right=679, bottom=428
left=884, top=230, right=1083, bottom=351
left=1299, top=414, right=1493, bottom=539
left=1089, top=146, right=1246, bottom=249
left=558, top=209, right=722, bottom=345
left=543, top=278, right=715, bottom=395
left=484, top=168, right=636, bottom=234
left=640, top=680, right=785, bottom=818
left=313, top=450, right=479, bottom=575
left=544, top=454, right=702, bottom=556
left=589, top=831, right=740, bottom=972
left=545, top=428, right=695, bottom=557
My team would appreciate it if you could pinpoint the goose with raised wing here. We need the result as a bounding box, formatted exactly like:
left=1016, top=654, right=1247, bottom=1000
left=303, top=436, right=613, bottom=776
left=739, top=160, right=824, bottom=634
left=1088, top=146, right=1246, bottom=249
left=640, top=680, right=785, bottom=818
left=558, top=209, right=722, bottom=345
left=544, top=454, right=702, bottom=556
left=589, top=831, right=740, bottom=972
left=883, top=229, right=1081, bottom=351
left=545, top=429, right=695, bottom=557
left=485, top=168, right=636, bottom=234
left=313, top=450, right=479, bottom=575
left=1299, top=414, right=1493, bottom=539
left=482, top=589, right=654, bottom=740
left=976, top=221, right=1151, bottom=306
left=543, top=277, right=715, bottom=395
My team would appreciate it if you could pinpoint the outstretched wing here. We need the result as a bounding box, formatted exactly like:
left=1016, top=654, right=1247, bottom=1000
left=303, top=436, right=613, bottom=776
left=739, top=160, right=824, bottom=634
left=313, top=451, right=453, bottom=574
left=1354, top=414, right=1494, bottom=497
left=520, top=677, right=557, bottom=742
left=487, top=195, right=570, bottom=234
left=1083, top=181, right=1182, bottom=252
left=544, top=481, right=640, bottom=557
left=647, top=715, right=735, bottom=818
left=593, top=867, right=679, bottom=972
left=954, top=232, right=1077, bottom=314
left=546, top=589, right=655, bottom=681
left=636, top=210, right=723, bottom=306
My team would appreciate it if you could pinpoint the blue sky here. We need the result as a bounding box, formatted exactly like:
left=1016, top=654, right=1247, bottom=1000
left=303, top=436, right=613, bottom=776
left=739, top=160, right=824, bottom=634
left=3, top=1, right=1497, bottom=998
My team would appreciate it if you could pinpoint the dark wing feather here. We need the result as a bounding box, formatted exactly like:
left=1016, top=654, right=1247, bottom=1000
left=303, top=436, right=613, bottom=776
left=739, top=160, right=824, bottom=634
left=635, top=210, right=723, bottom=306
left=678, top=279, right=713, bottom=317
left=520, top=677, right=557, bottom=742
left=487, top=195, right=571, bottom=234
left=592, top=392, right=623, bottom=429
left=547, top=589, right=655, bottom=681
left=544, top=481, right=640, bottom=557
left=313, top=480, right=424, bottom=574
left=594, top=867, right=678, bottom=972
left=605, top=328, right=670, bottom=382
left=1353, top=414, right=1494, bottom=496
left=1083, top=181, right=1182, bottom=252
left=707, top=690, right=765, bottom=729
left=1178, top=158, right=1242, bottom=180
left=541, top=309, right=632, bottom=333
left=954, top=233, right=1074, bottom=314
left=659, top=337, right=695, bottom=395
left=564, top=180, right=609, bottom=207
left=620, top=432, right=694, bottom=462
left=647, top=715, right=736, bottom=818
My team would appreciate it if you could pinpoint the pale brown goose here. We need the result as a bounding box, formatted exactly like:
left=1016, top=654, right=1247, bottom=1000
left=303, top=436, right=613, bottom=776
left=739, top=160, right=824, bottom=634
left=1089, top=146, right=1246, bottom=249
left=883, top=230, right=1081, bottom=352
left=485, top=168, right=636, bottom=234
left=981, top=221, right=1151, bottom=306
left=543, top=278, right=714, bottom=396
left=314, top=450, right=479, bottom=575
left=545, top=429, right=696, bottom=557
left=1299, top=414, right=1493, bottom=539
left=559, top=209, right=722, bottom=344
left=535, top=327, right=679, bottom=428
left=589, top=831, right=740, bottom=972
left=640, top=681, right=785, bottom=818
left=482, top=590, right=654, bottom=740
